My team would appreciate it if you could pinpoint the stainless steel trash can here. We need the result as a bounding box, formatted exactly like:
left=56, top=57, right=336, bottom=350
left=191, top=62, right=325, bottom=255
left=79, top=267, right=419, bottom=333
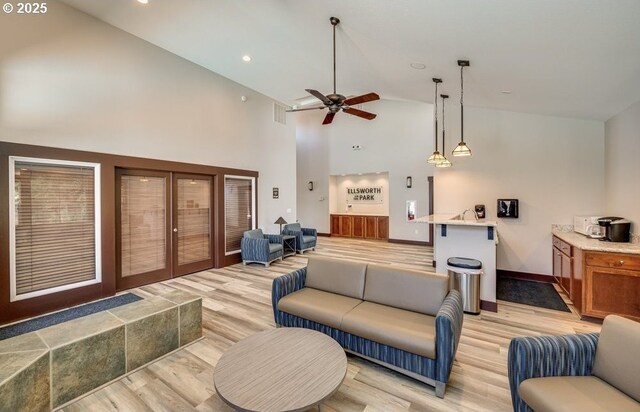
left=447, top=257, right=483, bottom=314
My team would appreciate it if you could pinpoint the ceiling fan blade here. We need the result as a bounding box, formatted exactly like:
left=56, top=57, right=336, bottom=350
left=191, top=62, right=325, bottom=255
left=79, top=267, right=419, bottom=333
left=322, top=112, right=336, bottom=125
left=343, top=107, right=377, bottom=120
left=343, top=92, right=380, bottom=106
left=305, top=89, right=332, bottom=106
left=286, top=106, right=326, bottom=112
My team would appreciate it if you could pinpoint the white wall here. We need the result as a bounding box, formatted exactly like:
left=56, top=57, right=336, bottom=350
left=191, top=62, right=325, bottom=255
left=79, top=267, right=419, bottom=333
left=0, top=1, right=296, bottom=233
left=296, top=99, right=433, bottom=241
left=605, top=100, right=640, bottom=238
left=435, top=107, right=605, bottom=275
left=331, top=173, right=390, bottom=215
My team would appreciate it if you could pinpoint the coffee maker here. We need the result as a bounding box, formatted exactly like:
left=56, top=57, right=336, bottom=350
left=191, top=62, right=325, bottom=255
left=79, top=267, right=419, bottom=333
left=597, top=217, right=631, bottom=242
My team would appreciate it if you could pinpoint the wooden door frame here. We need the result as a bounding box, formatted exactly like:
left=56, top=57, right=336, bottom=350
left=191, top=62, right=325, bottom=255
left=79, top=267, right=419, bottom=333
left=172, top=173, right=215, bottom=277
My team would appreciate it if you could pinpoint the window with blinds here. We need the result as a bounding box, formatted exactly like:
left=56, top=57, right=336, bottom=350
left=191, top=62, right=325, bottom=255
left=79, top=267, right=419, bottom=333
left=177, top=178, right=211, bottom=265
left=224, top=176, right=255, bottom=254
left=9, top=157, right=101, bottom=301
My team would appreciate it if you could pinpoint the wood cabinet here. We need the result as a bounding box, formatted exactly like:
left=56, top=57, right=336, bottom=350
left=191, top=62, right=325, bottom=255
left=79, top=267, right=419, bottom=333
left=330, top=214, right=388, bottom=240
left=552, top=236, right=573, bottom=297
left=583, top=251, right=640, bottom=321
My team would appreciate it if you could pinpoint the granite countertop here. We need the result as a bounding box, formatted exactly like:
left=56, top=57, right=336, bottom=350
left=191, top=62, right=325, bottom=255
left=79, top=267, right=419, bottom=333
left=552, top=230, right=640, bottom=255
left=415, top=213, right=498, bottom=227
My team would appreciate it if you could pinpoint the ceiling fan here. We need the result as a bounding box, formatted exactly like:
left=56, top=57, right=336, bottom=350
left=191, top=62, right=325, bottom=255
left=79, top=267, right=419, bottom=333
left=287, top=17, right=380, bottom=125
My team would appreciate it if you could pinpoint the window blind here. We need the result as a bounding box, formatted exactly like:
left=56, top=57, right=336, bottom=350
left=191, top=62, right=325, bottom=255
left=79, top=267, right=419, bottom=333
left=225, top=177, right=254, bottom=253
left=13, top=161, right=97, bottom=296
left=177, top=178, right=211, bottom=265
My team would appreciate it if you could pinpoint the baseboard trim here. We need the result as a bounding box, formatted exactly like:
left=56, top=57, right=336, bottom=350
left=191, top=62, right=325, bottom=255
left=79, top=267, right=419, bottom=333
left=388, top=238, right=432, bottom=246
left=481, top=300, right=498, bottom=312
left=498, top=269, right=554, bottom=283
left=317, top=232, right=331, bottom=237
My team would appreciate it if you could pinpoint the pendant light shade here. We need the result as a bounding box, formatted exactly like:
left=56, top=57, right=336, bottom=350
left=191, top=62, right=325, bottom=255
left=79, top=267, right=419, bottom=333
left=436, top=93, right=452, bottom=168
left=427, top=78, right=444, bottom=164
left=453, top=60, right=472, bottom=157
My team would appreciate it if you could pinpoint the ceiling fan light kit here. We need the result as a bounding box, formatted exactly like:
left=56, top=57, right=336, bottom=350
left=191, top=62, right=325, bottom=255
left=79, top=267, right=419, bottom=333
left=286, top=17, right=380, bottom=125
left=453, top=60, right=472, bottom=157
left=427, top=78, right=445, bottom=165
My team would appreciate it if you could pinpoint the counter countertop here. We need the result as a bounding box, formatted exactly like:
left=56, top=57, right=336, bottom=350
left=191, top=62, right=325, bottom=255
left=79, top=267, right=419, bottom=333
left=552, top=230, right=640, bottom=255
left=415, top=213, right=498, bottom=227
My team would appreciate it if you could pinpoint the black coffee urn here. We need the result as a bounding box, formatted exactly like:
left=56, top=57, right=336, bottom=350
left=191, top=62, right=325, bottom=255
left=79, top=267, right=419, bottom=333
left=597, top=217, right=631, bottom=243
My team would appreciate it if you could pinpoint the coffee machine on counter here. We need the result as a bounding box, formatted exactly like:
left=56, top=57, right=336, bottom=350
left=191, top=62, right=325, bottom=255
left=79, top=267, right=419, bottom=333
left=597, top=217, right=631, bottom=243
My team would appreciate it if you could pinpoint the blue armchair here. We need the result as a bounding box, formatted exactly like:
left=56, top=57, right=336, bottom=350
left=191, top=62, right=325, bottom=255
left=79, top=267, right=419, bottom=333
left=240, top=229, right=283, bottom=267
left=282, top=223, right=317, bottom=254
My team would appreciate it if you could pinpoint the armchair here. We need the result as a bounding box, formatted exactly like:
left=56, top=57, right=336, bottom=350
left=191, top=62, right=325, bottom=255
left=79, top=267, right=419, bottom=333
left=508, top=315, right=640, bottom=412
left=282, top=223, right=317, bottom=254
left=240, top=229, right=283, bottom=267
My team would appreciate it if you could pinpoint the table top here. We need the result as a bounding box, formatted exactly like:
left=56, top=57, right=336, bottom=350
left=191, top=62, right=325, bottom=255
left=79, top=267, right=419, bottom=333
left=282, top=234, right=296, bottom=240
left=214, top=328, right=347, bottom=412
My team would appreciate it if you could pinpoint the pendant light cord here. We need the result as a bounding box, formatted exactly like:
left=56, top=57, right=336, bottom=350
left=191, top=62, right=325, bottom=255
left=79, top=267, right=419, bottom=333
left=460, top=65, right=464, bottom=143
left=442, top=95, right=446, bottom=150
left=333, top=23, right=336, bottom=94
left=434, top=81, right=439, bottom=151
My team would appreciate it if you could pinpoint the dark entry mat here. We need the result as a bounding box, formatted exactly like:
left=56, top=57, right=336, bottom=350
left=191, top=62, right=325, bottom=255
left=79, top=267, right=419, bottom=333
left=497, top=276, right=570, bottom=312
left=0, top=293, right=142, bottom=341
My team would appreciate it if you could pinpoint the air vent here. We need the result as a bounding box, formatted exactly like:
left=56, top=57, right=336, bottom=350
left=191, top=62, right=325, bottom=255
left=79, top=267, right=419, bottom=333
left=273, top=102, right=287, bottom=125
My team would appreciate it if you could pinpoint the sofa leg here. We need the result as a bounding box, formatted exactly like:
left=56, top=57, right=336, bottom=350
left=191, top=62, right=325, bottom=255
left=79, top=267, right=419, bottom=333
left=435, top=381, right=446, bottom=398
left=265, top=262, right=270, bottom=267
left=242, top=261, right=247, bottom=265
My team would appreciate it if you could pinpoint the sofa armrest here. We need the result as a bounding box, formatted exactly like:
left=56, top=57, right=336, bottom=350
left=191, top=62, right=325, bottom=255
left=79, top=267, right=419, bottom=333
left=265, top=234, right=283, bottom=244
left=241, top=237, right=269, bottom=262
left=302, top=227, right=317, bottom=237
left=508, top=332, right=599, bottom=412
left=271, top=268, right=307, bottom=325
left=435, top=289, right=464, bottom=384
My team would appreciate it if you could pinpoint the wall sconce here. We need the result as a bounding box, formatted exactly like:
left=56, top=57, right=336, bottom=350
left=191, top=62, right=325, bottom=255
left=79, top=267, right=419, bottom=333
left=308, top=181, right=314, bottom=191
left=406, top=176, right=412, bottom=188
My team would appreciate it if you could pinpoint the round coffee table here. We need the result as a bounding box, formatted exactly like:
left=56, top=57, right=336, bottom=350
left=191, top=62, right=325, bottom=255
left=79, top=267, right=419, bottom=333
left=214, top=328, right=347, bottom=412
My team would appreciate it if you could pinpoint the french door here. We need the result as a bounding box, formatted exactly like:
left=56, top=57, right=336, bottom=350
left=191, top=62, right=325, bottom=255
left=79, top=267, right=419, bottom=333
left=116, top=169, right=214, bottom=290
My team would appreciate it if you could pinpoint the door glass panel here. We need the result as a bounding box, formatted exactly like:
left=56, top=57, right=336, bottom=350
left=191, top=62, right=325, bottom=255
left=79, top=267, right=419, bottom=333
left=225, top=177, right=254, bottom=254
left=120, top=175, right=167, bottom=277
left=177, top=178, right=211, bottom=265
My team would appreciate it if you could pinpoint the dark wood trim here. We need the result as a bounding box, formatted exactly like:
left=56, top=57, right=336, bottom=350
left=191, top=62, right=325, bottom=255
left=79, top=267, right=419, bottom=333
left=427, top=176, right=434, bottom=247
left=317, top=232, right=331, bottom=237
left=388, top=238, right=430, bottom=246
left=481, top=300, right=498, bottom=312
left=0, top=141, right=258, bottom=325
left=497, top=269, right=554, bottom=283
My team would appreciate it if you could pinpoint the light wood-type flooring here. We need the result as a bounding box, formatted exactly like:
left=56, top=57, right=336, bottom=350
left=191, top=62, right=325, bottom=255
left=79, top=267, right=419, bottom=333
left=63, top=237, right=600, bottom=412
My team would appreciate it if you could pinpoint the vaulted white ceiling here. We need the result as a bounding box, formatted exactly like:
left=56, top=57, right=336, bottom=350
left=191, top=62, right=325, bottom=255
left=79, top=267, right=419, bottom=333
left=62, top=0, right=640, bottom=120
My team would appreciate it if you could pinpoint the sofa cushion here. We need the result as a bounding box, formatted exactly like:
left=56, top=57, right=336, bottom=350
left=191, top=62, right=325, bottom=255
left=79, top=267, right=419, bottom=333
left=592, top=315, right=640, bottom=402
left=363, top=264, right=449, bottom=316
left=277, top=287, right=362, bottom=329
left=283, top=223, right=302, bottom=232
left=340, top=301, right=436, bottom=359
left=269, top=243, right=283, bottom=253
left=244, top=229, right=264, bottom=239
left=519, top=376, right=640, bottom=412
left=305, top=256, right=367, bottom=299
left=302, top=235, right=316, bottom=244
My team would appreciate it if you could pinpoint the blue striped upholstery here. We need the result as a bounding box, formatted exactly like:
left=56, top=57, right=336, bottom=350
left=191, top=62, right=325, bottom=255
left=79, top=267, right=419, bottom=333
left=282, top=224, right=317, bottom=252
left=241, top=231, right=283, bottom=266
left=508, top=332, right=600, bottom=412
left=271, top=267, right=463, bottom=392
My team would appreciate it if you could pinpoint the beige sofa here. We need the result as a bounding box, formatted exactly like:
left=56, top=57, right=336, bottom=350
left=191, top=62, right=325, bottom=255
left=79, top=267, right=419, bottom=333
left=508, top=315, right=640, bottom=412
left=271, top=256, right=464, bottom=398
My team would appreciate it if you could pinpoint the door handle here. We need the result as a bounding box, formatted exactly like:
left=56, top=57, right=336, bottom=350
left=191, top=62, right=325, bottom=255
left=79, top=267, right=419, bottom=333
left=173, top=228, right=178, bottom=233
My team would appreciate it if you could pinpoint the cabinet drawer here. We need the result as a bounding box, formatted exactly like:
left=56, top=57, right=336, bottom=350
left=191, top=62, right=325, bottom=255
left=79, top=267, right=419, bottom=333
left=552, top=237, right=561, bottom=249
left=586, top=252, right=640, bottom=271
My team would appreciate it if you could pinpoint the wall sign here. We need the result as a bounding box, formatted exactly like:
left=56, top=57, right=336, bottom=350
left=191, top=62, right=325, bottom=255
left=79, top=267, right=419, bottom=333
left=347, top=186, right=383, bottom=203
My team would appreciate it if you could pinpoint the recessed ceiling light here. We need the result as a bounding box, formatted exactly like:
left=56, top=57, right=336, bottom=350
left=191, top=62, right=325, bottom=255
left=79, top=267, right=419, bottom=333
left=410, top=62, right=426, bottom=70
left=137, top=0, right=148, bottom=4
left=242, top=55, right=252, bottom=62
left=357, top=173, right=363, bottom=176
left=501, top=90, right=512, bottom=94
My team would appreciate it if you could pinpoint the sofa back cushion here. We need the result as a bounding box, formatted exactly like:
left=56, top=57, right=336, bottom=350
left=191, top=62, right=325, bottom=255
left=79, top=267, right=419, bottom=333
left=305, top=256, right=367, bottom=299
left=363, top=264, right=449, bottom=316
left=244, top=229, right=264, bottom=239
left=592, top=315, right=640, bottom=402
left=283, top=223, right=302, bottom=232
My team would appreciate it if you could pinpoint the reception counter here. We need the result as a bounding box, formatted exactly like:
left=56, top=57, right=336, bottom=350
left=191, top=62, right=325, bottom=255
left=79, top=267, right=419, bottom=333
left=330, top=214, right=388, bottom=240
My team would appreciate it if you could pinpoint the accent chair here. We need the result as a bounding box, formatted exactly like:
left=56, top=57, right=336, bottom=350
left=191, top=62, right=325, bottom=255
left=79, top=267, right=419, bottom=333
left=282, top=223, right=317, bottom=254
left=508, top=315, right=640, bottom=412
left=240, top=229, right=283, bottom=267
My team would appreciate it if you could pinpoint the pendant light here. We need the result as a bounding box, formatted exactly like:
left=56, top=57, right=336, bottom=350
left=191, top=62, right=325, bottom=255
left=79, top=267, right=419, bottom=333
left=436, top=93, right=452, bottom=168
left=452, top=60, right=472, bottom=157
left=427, top=78, right=445, bottom=164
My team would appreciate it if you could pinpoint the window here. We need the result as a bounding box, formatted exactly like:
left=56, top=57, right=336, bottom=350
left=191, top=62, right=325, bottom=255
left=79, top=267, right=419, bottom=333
left=224, top=176, right=255, bottom=254
left=9, top=157, right=101, bottom=301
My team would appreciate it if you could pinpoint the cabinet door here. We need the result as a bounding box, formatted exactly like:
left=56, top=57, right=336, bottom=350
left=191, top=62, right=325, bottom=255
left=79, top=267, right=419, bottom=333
left=330, top=215, right=341, bottom=236
left=364, top=217, right=377, bottom=239
left=584, top=266, right=640, bottom=321
left=561, top=254, right=572, bottom=297
left=339, top=216, right=352, bottom=237
left=377, top=216, right=389, bottom=240
left=352, top=217, right=365, bottom=238
left=553, top=247, right=562, bottom=284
